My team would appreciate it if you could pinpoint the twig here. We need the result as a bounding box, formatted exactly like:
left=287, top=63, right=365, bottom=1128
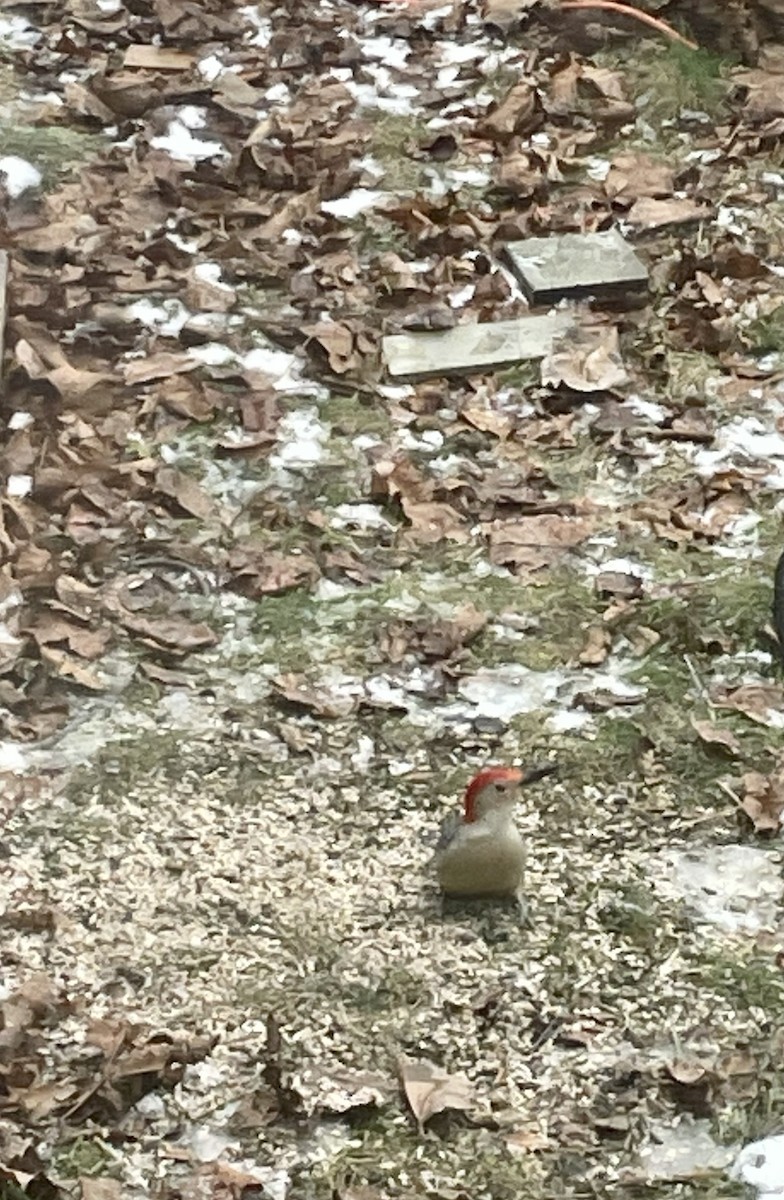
left=0, top=250, right=8, bottom=392
left=561, top=1, right=699, bottom=50
left=684, top=653, right=715, bottom=716
left=717, top=778, right=744, bottom=812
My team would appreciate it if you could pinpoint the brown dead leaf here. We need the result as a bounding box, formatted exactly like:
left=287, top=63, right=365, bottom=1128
left=398, top=1057, right=474, bottom=1132
left=541, top=324, right=628, bottom=393
left=461, top=406, right=514, bottom=438
left=506, top=1124, right=552, bottom=1155
left=604, top=152, right=674, bottom=202
left=80, top=1179, right=124, bottom=1200
left=227, top=546, right=319, bottom=596
left=713, top=683, right=784, bottom=727
left=123, top=352, right=197, bottom=385
left=487, top=514, right=595, bottom=571
left=740, top=764, right=784, bottom=834
left=400, top=500, right=467, bottom=544
left=691, top=718, right=740, bottom=756
left=38, top=648, right=105, bottom=691
left=483, top=82, right=538, bottom=139
left=116, top=613, right=218, bottom=655
left=482, top=0, right=537, bottom=30
left=666, top=1058, right=709, bottom=1086
left=578, top=624, right=610, bottom=666
left=381, top=604, right=487, bottom=664
left=272, top=674, right=357, bottom=719
left=124, top=45, right=195, bottom=70
left=626, top=197, right=709, bottom=229
left=594, top=570, right=644, bottom=600
left=304, top=321, right=357, bottom=374
left=155, top=467, right=215, bottom=521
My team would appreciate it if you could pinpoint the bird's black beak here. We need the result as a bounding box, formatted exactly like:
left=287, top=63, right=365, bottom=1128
left=520, top=763, right=559, bottom=786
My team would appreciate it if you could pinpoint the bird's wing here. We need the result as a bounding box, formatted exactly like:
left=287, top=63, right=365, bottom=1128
left=434, top=811, right=462, bottom=853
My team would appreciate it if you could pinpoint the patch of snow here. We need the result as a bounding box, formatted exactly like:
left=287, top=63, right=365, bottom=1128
left=449, top=284, right=475, bottom=308
left=193, top=261, right=234, bottom=291
left=269, top=409, right=330, bottom=471
left=135, top=1093, right=165, bottom=1118
left=330, top=503, right=393, bottom=531
left=189, top=342, right=236, bottom=367
left=0, top=742, right=28, bottom=773
left=0, top=156, right=42, bottom=198
left=435, top=41, right=486, bottom=65
left=547, top=709, right=594, bottom=733
left=636, top=1119, right=735, bottom=1182
left=6, top=474, right=32, bottom=498
left=265, top=82, right=290, bottom=104
left=689, top=416, right=784, bottom=487
left=398, top=429, right=444, bottom=454
left=187, top=1127, right=237, bottom=1163
left=732, top=1134, right=784, bottom=1199
left=347, top=80, right=416, bottom=115
left=584, top=556, right=653, bottom=580
left=361, top=36, right=411, bottom=69
left=8, top=411, right=33, bottom=430
left=627, top=394, right=668, bottom=423
left=167, top=231, right=200, bottom=254
left=350, top=736, right=375, bottom=773
left=197, top=54, right=225, bottom=81
left=151, top=120, right=229, bottom=164
left=585, top=157, right=611, bottom=182
left=240, top=5, right=272, bottom=46
left=457, top=665, right=568, bottom=721
left=654, top=845, right=783, bottom=934
left=128, top=298, right=192, bottom=336
left=0, top=14, right=40, bottom=46
left=321, top=189, right=386, bottom=219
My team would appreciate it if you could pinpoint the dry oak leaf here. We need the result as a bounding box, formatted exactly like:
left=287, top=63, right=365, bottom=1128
left=487, top=514, right=595, bottom=570
left=690, top=718, right=740, bottom=757
left=626, top=197, right=709, bottom=229
left=713, top=683, right=784, bottom=727
left=740, top=765, right=784, bottom=834
left=117, top=613, right=218, bottom=655
left=482, top=81, right=538, bottom=139
left=541, top=324, right=628, bottom=393
left=399, top=1057, right=475, bottom=1132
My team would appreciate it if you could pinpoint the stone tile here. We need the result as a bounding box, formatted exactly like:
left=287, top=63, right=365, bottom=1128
left=504, top=228, right=648, bottom=305
left=382, top=311, right=574, bottom=380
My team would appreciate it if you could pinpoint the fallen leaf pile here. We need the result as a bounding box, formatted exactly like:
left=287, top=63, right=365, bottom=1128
left=0, top=0, right=782, bottom=746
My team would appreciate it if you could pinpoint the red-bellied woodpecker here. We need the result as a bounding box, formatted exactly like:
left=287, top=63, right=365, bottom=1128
left=435, top=763, right=558, bottom=899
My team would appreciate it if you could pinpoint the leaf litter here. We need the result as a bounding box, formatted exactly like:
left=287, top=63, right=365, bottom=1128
left=2, top=0, right=784, bottom=1197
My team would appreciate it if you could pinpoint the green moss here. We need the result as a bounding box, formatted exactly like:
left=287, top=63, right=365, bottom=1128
left=0, top=122, right=104, bottom=184
left=364, top=111, right=431, bottom=193
left=604, top=41, right=731, bottom=126
left=597, top=880, right=664, bottom=947
left=746, top=304, right=784, bottom=356
left=51, top=1137, right=114, bottom=1179
left=319, top=391, right=393, bottom=439
left=696, top=947, right=784, bottom=1012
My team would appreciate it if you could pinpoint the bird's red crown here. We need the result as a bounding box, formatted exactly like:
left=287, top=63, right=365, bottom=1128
left=463, top=765, right=524, bottom=824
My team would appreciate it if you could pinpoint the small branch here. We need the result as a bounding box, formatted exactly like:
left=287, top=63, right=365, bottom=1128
left=560, top=1, right=699, bottom=50
left=684, top=653, right=715, bottom=716
left=0, top=250, right=8, bottom=393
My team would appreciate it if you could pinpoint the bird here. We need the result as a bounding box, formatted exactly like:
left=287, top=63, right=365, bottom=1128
left=435, top=763, right=558, bottom=902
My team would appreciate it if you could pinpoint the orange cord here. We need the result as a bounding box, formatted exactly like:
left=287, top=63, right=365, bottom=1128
left=560, top=1, right=698, bottom=50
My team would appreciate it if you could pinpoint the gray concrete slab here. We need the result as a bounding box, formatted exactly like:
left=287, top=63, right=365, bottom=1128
left=504, top=228, right=648, bottom=305
left=382, top=311, right=575, bottom=380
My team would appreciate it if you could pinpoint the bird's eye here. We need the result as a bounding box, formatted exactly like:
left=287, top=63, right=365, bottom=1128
left=494, top=783, right=505, bottom=794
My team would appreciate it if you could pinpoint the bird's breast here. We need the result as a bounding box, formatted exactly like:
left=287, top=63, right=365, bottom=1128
left=437, top=825, right=525, bottom=897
